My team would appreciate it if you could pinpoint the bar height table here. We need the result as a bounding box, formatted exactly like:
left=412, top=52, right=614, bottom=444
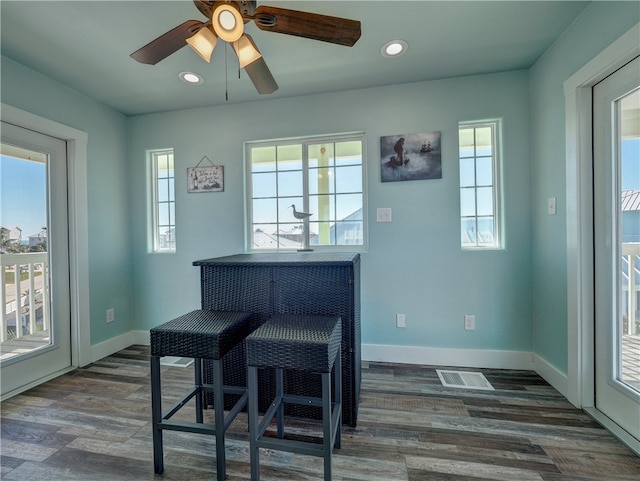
left=193, top=253, right=361, bottom=426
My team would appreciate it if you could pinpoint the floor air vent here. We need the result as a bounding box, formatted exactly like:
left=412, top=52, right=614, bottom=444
left=436, top=370, right=494, bottom=391
left=159, top=356, right=194, bottom=367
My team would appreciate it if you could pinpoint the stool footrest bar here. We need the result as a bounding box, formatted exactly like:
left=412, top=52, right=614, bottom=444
left=255, top=437, right=327, bottom=457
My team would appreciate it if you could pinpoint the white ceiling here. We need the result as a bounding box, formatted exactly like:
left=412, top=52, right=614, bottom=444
left=0, top=1, right=590, bottom=116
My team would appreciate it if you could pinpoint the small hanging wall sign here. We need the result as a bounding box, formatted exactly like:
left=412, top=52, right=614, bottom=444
left=187, top=156, right=224, bottom=193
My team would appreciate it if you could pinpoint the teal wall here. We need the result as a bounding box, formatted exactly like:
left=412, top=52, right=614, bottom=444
left=1, top=56, right=133, bottom=345
left=529, top=2, right=640, bottom=374
left=2, top=2, right=637, bottom=373
left=129, top=70, right=534, bottom=353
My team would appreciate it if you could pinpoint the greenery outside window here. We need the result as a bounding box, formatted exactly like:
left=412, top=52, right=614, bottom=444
left=459, top=120, right=502, bottom=249
left=246, top=133, right=366, bottom=251
left=150, top=149, right=175, bottom=252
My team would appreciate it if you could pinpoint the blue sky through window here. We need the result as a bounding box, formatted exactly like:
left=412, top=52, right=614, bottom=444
left=1, top=155, right=46, bottom=238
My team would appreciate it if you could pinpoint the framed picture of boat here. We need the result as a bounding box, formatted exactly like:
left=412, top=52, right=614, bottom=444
left=380, top=131, right=442, bottom=182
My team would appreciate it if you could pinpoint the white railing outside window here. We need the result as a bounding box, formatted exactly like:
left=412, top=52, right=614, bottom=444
left=0, top=252, right=49, bottom=342
left=622, top=242, right=639, bottom=336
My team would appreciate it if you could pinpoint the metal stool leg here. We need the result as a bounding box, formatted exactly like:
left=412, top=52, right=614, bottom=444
left=150, top=355, right=164, bottom=473
left=321, top=371, right=332, bottom=481
left=275, top=367, right=284, bottom=438
left=212, top=358, right=226, bottom=481
left=248, top=365, right=261, bottom=481
left=195, top=358, right=204, bottom=424
left=334, top=348, right=342, bottom=449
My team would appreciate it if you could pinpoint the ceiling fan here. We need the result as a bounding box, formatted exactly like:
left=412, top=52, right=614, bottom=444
left=130, top=1, right=361, bottom=95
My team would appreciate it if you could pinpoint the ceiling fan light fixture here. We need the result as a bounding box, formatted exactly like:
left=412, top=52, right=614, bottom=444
left=233, top=34, right=262, bottom=68
left=381, top=39, right=408, bottom=58
left=212, top=3, right=244, bottom=43
left=186, top=26, right=218, bottom=62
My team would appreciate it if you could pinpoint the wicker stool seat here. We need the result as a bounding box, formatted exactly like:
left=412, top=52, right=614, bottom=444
left=149, top=309, right=252, bottom=481
left=246, top=314, right=342, bottom=481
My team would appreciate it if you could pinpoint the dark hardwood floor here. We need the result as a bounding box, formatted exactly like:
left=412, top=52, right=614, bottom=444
left=1, top=345, right=638, bottom=480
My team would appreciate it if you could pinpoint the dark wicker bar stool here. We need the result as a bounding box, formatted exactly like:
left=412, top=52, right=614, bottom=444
left=246, top=314, right=342, bottom=481
left=149, top=309, right=252, bottom=481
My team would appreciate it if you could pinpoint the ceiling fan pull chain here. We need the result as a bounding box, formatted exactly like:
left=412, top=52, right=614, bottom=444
left=224, top=42, right=229, bottom=102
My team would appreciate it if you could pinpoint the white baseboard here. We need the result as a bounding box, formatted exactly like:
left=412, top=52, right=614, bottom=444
left=90, top=330, right=151, bottom=363
left=90, top=331, right=136, bottom=363
left=132, top=330, right=151, bottom=346
left=362, top=344, right=534, bottom=370
left=91, top=334, right=566, bottom=396
left=533, top=353, right=569, bottom=399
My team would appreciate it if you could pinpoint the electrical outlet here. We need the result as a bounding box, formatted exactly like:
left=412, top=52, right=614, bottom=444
left=396, top=313, right=406, bottom=328
left=464, top=314, right=475, bottom=330
left=106, top=308, right=115, bottom=323
left=548, top=197, right=557, bottom=215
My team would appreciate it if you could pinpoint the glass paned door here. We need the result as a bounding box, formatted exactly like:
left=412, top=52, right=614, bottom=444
left=1, top=121, right=71, bottom=397
left=593, top=56, right=640, bottom=443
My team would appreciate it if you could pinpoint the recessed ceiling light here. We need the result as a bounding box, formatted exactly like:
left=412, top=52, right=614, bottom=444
left=179, top=71, right=204, bottom=85
left=381, top=40, right=408, bottom=58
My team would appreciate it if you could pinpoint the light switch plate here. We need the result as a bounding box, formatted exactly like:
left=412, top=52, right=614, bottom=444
left=377, top=208, right=392, bottom=223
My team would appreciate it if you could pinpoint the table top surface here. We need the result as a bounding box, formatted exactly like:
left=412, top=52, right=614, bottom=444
left=193, top=252, right=360, bottom=267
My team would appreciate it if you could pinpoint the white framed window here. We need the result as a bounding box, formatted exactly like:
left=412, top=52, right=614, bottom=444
left=149, top=149, right=175, bottom=252
left=459, top=120, right=502, bottom=249
left=245, top=133, right=366, bottom=251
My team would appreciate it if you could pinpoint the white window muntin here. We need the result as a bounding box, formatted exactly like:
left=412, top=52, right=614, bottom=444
left=245, top=133, right=366, bottom=251
left=150, top=149, right=175, bottom=252
left=459, top=120, right=502, bottom=249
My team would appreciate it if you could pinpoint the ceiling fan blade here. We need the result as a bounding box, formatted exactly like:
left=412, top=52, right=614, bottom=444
left=131, top=20, right=205, bottom=65
left=244, top=56, right=279, bottom=94
left=253, top=6, right=361, bottom=47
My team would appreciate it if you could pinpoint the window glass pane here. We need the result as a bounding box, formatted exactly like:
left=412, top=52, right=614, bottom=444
left=253, top=198, right=277, bottom=224
left=476, top=157, right=493, bottom=186
left=309, top=194, right=335, bottom=221
left=477, top=217, right=495, bottom=245
left=460, top=188, right=476, bottom=217
left=336, top=193, right=363, bottom=220
left=475, top=127, right=493, bottom=156
left=277, top=144, right=302, bottom=171
left=280, top=197, right=304, bottom=222
left=336, top=165, right=362, bottom=193
left=459, top=128, right=475, bottom=157
left=252, top=172, right=277, bottom=198
left=157, top=155, right=169, bottom=177
left=309, top=143, right=334, bottom=169
left=251, top=146, right=276, bottom=173
left=461, top=218, right=477, bottom=245
left=278, top=171, right=303, bottom=197
left=335, top=220, right=363, bottom=245
left=309, top=167, right=334, bottom=195
left=460, top=158, right=475, bottom=187
left=168, top=180, right=175, bottom=201
left=158, top=203, right=170, bottom=225
left=252, top=224, right=280, bottom=249
left=335, top=141, right=362, bottom=166
left=168, top=203, right=175, bottom=225
left=477, top=187, right=494, bottom=216
left=310, top=221, right=335, bottom=246
left=157, top=179, right=169, bottom=202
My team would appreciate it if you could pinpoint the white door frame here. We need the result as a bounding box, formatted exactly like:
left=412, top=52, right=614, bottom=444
left=1, top=104, right=91, bottom=387
left=564, top=23, right=640, bottom=453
